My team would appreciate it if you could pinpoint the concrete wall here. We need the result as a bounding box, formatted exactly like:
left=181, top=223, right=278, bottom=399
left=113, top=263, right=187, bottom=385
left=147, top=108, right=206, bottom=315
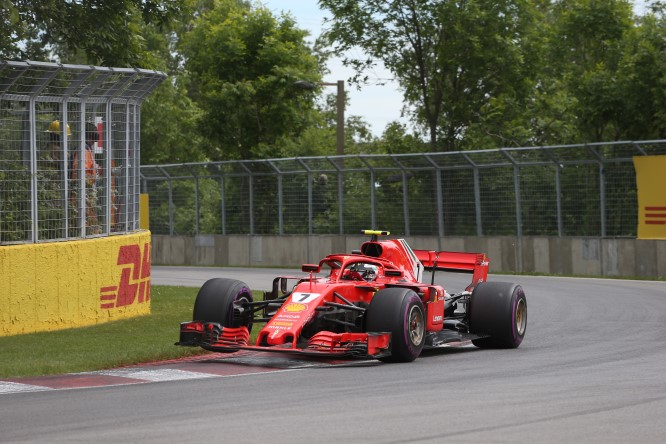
left=0, top=231, right=152, bottom=336
left=151, top=235, right=666, bottom=279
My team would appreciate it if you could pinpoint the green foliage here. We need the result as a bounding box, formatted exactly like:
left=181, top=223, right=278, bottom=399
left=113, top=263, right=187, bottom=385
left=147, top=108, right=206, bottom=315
left=616, top=10, right=666, bottom=139
left=321, top=0, right=666, bottom=149
left=0, top=0, right=184, bottom=66
left=377, top=122, right=429, bottom=154
left=545, top=0, right=634, bottom=141
left=141, top=79, right=207, bottom=164
left=3, top=0, right=665, bottom=159
left=0, top=160, right=31, bottom=243
left=2, top=0, right=666, bottom=242
left=320, top=0, right=536, bottom=151
left=180, top=0, right=322, bottom=160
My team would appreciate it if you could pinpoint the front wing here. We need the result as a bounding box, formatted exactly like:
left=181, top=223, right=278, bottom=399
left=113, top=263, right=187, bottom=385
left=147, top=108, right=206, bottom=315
left=177, top=321, right=392, bottom=359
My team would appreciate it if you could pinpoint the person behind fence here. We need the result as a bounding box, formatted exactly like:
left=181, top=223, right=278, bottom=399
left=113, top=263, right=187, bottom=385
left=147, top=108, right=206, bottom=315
left=43, top=119, right=70, bottom=169
left=70, top=122, right=101, bottom=234
left=39, top=120, right=71, bottom=231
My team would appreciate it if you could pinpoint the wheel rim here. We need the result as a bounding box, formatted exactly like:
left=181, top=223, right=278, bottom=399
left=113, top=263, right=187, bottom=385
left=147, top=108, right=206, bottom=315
left=408, top=305, right=425, bottom=345
left=515, top=298, right=527, bottom=336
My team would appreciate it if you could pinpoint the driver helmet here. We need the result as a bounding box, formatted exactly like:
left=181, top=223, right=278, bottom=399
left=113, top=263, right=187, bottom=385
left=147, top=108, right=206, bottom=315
left=360, top=263, right=378, bottom=281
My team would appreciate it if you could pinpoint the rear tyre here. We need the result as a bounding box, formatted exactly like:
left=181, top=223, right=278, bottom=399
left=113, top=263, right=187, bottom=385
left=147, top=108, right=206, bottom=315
left=469, top=282, right=526, bottom=348
left=193, top=278, right=253, bottom=332
left=366, top=288, right=425, bottom=362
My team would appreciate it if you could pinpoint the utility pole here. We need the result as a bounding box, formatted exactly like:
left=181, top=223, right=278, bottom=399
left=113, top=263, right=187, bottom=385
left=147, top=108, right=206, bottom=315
left=294, top=80, right=345, bottom=155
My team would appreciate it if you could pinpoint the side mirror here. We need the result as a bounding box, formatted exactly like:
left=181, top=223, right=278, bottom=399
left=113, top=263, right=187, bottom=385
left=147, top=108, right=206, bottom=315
left=301, top=264, right=320, bottom=273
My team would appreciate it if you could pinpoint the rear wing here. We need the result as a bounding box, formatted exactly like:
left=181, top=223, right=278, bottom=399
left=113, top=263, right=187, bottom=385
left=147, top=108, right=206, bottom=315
left=414, top=250, right=489, bottom=291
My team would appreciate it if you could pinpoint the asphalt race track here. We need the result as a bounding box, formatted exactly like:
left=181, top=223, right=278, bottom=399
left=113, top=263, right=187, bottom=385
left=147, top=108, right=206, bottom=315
left=1, top=267, right=665, bottom=443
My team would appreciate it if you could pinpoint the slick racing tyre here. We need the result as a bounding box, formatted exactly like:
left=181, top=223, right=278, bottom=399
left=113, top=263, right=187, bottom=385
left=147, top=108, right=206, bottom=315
left=193, top=278, right=253, bottom=332
left=469, top=281, right=526, bottom=348
left=366, top=288, right=425, bottom=362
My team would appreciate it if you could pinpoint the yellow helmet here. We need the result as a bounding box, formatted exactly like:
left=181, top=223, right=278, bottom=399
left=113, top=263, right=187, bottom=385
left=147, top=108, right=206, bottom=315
left=46, top=120, right=72, bottom=137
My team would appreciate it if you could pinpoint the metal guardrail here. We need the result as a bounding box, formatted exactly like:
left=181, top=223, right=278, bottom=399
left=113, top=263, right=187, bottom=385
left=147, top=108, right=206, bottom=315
left=0, top=60, right=165, bottom=244
left=140, top=140, right=666, bottom=238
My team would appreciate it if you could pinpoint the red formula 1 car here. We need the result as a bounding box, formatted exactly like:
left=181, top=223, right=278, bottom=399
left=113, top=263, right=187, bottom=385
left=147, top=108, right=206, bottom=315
left=177, top=230, right=527, bottom=362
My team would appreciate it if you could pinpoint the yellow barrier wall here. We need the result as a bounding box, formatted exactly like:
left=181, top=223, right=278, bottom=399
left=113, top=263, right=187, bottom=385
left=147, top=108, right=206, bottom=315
left=140, top=193, right=150, bottom=230
left=0, top=231, right=151, bottom=336
left=634, top=155, right=666, bottom=239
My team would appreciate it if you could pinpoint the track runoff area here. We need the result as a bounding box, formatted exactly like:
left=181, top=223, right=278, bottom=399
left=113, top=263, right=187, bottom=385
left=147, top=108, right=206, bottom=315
left=0, top=349, right=404, bottom=394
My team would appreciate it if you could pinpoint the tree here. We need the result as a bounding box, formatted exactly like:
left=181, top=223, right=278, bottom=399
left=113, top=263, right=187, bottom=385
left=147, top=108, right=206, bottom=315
left=139, top=1, right=207, bottom=164
left=320, top=0, right=535, bottom=151
left=545, top=0, right=635, bottom=141
left=180, top=0, right=322, bottom=160
left=0, top=0, right=47, bottom=61
left=0, top=0, right=183, bottom=66
left=616, top=6, right=666, bottom=139
left=375, top=121, right=428, bottom=154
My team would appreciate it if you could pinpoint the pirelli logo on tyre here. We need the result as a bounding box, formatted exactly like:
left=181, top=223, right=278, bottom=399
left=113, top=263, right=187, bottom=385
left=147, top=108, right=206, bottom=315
left=100, top=243, right=151, bottom=309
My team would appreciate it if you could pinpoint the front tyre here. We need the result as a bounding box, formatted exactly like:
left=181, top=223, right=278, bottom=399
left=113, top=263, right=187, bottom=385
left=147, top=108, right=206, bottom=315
left=469, top=282, right=526, bottom=348
left=193, top=278, right=253, bottom=332
left=366, top=288, right=426, bottom=362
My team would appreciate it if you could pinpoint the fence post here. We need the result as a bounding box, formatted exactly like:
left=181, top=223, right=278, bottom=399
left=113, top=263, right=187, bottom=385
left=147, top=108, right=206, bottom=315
left=158, top=166, right=174, bottom=235
left=338, top=172, right=344, bottom=234
left=101, top=102, right=112, bottom=233
left=514, top=164, right=523, bottom=237
left=77, top=107, right=86, bottom=237
left=238, top=163, right=253, bottom=235
left=278, top=174, right=284, bottom=235
left=473, top=168, right=482, bottom=236
left=371, top=169, right=376, bottom=229
left=28, top=96, right=37, bottom=242
left=249, top=175, right=254, bottom=235
left=402, top=170, right=410, bottom=235
left=462, top=153, right=483, bottom=236
left=192, top=168, right=200, bottom=235
left=600, top=163, right=606, bottom=237
left=424, top=155, right=444, bottom=237
left=364, top=158, right=377, bottom=229
left=587, top=145, right=606, bottom=237
left=267, top=160, right=283, bottom=235
left=501, top=150, right=522, bottom=271
left=541, top=146, right=564, bottom=237
left=296, top=159, right=313, bottom=235
left=436, top=169, right=444, bottom=237
left=219, top=175, right=226, bottom=235
left=391, top=156, right=410, bottom=236
left=132, top=104, right=141, bottom=231
left=327, top=157, right=345, bottom=235
left=308, top=172, right=313, bottom=234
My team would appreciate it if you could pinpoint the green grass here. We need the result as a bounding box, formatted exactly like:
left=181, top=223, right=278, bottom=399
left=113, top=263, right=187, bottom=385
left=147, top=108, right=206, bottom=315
left=0, top=286, right=263, bottom=379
